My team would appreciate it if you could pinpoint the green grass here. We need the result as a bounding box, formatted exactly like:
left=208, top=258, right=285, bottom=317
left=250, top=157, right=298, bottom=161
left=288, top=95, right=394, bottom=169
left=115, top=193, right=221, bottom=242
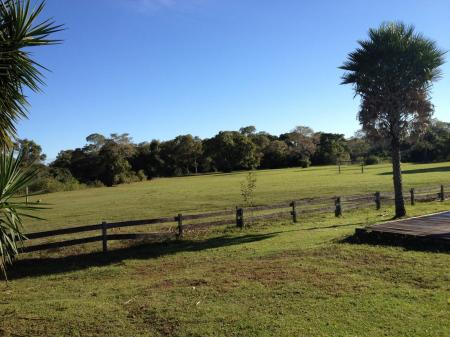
left=2, top=202, right=450, bottom=337
left=24, top=161, right=450, bottom=231
left=1, top=163, right=449, bottom=336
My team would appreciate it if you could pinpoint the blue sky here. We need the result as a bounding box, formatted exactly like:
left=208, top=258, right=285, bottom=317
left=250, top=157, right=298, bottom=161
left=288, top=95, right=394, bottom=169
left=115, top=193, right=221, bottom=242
left=20, top=0, right=450, bottom=160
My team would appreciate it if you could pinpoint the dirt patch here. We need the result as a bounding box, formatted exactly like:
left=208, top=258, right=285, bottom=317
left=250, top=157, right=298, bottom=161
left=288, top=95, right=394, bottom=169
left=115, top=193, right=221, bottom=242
left=127, top=304, right=181, bottom=336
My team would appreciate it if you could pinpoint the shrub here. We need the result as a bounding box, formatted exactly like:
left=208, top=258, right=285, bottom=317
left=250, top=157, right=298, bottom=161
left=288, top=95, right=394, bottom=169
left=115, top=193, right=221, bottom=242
left=365, top=155, right=380, bottom=165
left=113, top=171, right=144, bottom=185
left=37, top=177, right=86, bottom=193
left=240, top=171, right=257, bottom=208
left=137, top=170, right=147, bottom=181
left=89, top=180, right=105, bottom=188
left=299, top=158, right=311, bottom=168
left=29, top=168, right=86, bottom=193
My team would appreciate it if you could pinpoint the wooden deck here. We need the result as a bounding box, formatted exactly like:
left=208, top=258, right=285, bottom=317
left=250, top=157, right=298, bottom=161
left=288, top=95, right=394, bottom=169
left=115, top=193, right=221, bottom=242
left=355, top=211, right=450, bottom=246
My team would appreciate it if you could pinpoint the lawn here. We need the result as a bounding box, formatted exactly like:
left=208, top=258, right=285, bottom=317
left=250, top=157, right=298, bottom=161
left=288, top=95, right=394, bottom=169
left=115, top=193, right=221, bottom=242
left=1, top=202, right=450, bottom=336
left=23, top=161, right=450, bottom=231
left=1, top=163, right=449, bottom=336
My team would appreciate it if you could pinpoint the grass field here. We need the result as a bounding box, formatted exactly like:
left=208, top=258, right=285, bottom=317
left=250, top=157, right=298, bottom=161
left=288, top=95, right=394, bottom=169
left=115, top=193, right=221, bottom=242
left=1, top=163, right=449, bottom=336
left=23, top=161, right=450, bottom=231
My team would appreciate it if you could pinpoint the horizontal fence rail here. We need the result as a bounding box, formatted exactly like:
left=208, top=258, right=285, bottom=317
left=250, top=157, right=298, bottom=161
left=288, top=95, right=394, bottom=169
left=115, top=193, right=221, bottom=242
left=20, top=184, right=450, bottom=254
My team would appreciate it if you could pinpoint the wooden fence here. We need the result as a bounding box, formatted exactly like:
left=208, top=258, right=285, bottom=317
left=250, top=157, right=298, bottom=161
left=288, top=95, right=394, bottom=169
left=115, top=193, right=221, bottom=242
left=21, top=184, right=450, bottom=254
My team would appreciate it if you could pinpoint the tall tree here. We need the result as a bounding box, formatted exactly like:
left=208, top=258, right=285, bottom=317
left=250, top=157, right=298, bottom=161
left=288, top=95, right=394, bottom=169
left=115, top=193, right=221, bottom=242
left=239, top=125, right=256, bottom=136
left=171, top=135, right=203, bottom=174
left=341, top=22, right=445, bottom=217
left=204, top=131, right=259, bottom=172
left=280, top=126, right=318, bottom=167
left=14, top=138, right=46, bottom=166
left=312, top=133, right=349, bottom=165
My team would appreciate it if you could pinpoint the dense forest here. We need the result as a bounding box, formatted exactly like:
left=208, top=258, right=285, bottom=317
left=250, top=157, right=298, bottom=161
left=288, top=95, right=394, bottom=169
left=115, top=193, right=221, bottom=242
left=17, top=119, right=450, bottom=193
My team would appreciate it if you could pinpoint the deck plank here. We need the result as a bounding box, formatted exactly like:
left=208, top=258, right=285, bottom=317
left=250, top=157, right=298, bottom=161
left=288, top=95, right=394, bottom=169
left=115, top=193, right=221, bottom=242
left=357, top=211, right=450, bottom=243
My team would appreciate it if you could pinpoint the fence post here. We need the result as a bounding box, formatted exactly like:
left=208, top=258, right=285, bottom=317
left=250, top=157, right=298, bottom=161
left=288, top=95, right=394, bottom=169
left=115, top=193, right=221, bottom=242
left=375, top=191, right=381, bottom=210
left=335, top=197, right=342, bottom=217
left=410, top=188, right=415, bottom=206
left=361, top=163, right=364, bottom=174
left=440, top=185, right=445, bottom=202
left=25, top=186, right=29, bottom=205
left=177, top=213, right=183, bottom=239
left=290, top=201, right=297, bottom=223
left=338, top=161, right=341, bottom=174
left=236, top=207, right=244, bottom=228
left=101, top=221, right=108, bottom=253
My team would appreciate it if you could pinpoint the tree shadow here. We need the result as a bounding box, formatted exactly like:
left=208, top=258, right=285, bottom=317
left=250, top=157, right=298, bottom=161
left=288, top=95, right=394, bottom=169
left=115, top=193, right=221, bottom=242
left=6, top=232, right=278, bottom=280
left=378, top=165, right=450, bottom=175
left=340, top=231, right=450, bottom=253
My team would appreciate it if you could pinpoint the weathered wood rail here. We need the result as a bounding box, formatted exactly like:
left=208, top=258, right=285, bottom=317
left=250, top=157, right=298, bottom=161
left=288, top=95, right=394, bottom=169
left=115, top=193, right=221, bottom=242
left=21, top=184, right=449, bottom=254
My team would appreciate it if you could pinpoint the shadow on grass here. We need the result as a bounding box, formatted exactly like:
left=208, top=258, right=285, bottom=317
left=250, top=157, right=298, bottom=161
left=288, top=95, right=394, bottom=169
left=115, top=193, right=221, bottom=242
left=303, top=223, right=359, bottom=231
left=341, top=231, right=450, bottom=253
left=378, top=165, right=450, bottom=175
left=6, top=232, right=277, bottom=281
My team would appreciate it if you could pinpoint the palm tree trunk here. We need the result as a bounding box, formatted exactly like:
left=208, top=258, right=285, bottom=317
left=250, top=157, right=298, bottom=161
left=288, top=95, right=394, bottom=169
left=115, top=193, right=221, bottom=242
left=391, top=137, right=406, bottom=217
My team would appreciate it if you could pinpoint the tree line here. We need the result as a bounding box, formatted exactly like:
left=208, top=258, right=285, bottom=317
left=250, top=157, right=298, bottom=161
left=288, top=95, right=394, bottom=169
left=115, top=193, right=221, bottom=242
left=17, top=119, right=450, bottom=193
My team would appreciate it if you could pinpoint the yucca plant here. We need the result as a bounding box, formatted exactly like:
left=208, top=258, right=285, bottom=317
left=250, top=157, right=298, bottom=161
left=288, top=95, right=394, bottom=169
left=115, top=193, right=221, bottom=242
left=0, top=0, right=61, bottom=278
left=0, top=0, right=62, bottom=146
left=0, top=149, right=43, bottom=278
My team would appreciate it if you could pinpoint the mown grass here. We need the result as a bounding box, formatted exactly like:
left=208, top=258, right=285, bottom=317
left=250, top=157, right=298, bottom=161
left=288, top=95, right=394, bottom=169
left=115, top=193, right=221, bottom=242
left=1, top=202, right=449, bottom=336
left=23, top=161, right=450, bottom=231
left=1, top=163, right=449, bottom=336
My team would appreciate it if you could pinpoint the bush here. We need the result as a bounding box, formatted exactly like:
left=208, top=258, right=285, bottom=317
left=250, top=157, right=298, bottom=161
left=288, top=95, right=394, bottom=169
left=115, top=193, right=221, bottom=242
left=137, top=170, right=147, bottom=181
left=113, top=171, right=145, bottom=185
left=299, top=158, right=311, bottom=168
left=30, top=176, right=86, bottom=193
left=365, top=155, right=380, bottom=165
left=28, top=167, right=86, bottom=193
left=89, top=180, right=105, bottom=188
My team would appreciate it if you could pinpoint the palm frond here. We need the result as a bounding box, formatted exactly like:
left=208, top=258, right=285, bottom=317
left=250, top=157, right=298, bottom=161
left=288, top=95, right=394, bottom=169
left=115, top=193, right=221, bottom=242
left=0, top=148, right=42, bottom=279
left=0, top=0, right=63, bottom=147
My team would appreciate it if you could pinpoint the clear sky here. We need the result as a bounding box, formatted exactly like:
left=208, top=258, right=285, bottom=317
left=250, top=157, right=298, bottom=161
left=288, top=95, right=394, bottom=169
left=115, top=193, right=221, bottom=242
left=19, top=0, right=450, bottom=160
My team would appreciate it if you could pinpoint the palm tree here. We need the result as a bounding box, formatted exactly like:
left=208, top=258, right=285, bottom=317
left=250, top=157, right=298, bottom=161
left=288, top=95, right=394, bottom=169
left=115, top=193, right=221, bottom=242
left=340, top=22, right=445, bottom=217
left=0, top=0, right=61, bottom=277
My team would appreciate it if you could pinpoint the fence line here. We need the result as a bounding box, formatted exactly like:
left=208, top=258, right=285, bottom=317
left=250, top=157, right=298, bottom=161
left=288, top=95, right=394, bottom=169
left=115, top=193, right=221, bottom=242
left=21, top=184, right=449, bottom=254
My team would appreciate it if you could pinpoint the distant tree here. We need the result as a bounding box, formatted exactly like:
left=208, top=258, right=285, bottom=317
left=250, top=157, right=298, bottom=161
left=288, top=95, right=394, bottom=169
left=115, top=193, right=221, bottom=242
left=110, top=133, right=133, bottom=145
left=205, top=131, right=259, bottom=172
left=132, top=142, right=151, bottom=177
left=14, top=139, right=49, bottom=193
left=171, top=135, right=203, bottom=174
left=312, top=133, right=349, bottom=165
left=85, top=133, right=106, bottom=152
left=98, top=135, right=137, bottom=186
left=261, top=140, right=289, bottom=168
left=341, top=22, right=445, bottom=217
left=346, top=134, right=370, bottom=162
left=280, top=126, right=317, bottom=167
left=51, top=150, right=73, bottom=170
left=146, top=140, right=165, bottom=177
left=405, top=120, right=450, bottom=162
left=66, top=148, right=103, bottom=183
left=239, top=125, right=257, bottom=136
left=14, top=139, right=47, bottom=166
left=246, top=132, right=270, bottom=166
